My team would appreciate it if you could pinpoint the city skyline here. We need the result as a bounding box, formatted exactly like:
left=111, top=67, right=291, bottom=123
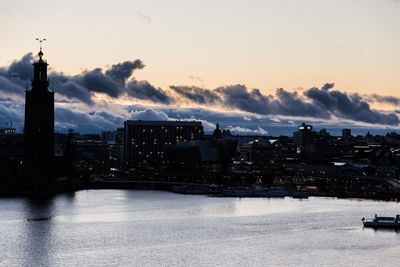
left=2, top=2, right=400, bottom=265
left=1, top=0, right=400, bottom=135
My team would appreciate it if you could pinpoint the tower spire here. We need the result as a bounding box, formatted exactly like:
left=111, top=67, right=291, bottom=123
left=32, top=38, right=49, bottom=91
left=35, top=38, right=46, bottom=59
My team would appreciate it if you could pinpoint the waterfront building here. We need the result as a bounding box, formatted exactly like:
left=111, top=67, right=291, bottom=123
left=0, top=134, right=24, bottom=186
left=72, top=140, right=110, bottom=179
left=24, top=48, right=55, bottom=191
left=124, top=120, right=204, bottom=166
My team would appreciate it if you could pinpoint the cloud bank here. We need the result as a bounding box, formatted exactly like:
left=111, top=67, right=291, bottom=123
left=1, top=53, right=399, bottom=135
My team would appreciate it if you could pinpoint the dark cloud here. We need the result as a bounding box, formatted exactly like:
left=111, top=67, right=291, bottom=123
left=304, top=84, right=399, bottom=125
left=6, top=53, right=33, bottom=81
left=77, top=68, right=121, bottom=97
left=0, top=101, right=25, bottom=130
left=215, top=85, right=329, bottom=118
left=173, top=83, right=397, bottom=125
left=0, top=53, right=166, bottom=105
left=126, top=79, right=173, bottom=104
left=50, top=73, right=94, bottom=105
left=275, top=88, right=330, bottom=118
left=170, top=85, right=221, bottom=104
left=50, top=60, right=144, bottom=104
left=0, top=76, right=25, bottom=95
left=216, top=85, right=272, bottom=114
left=369, top=94, right=400, bottom=106
left=0, top=53, right=33, bottom=96
left=54, top=107, right=125, bottom=132
left=1, top=53, right=400, bottom=129
left=321, top=83, right=335, bottom=90
left=105, top=60, right=144, bottom=84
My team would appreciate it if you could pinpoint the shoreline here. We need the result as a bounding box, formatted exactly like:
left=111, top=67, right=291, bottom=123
left=1, top=180, right=399, bottom=202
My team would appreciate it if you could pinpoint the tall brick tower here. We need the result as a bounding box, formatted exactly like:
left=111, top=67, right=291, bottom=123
left=24, top=43, right=55, bottom=192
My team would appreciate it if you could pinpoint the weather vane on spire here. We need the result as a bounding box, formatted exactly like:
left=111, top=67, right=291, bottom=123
left=35, top=38, right=46, bottom=59
left=35, top=38, right=46, bottom=51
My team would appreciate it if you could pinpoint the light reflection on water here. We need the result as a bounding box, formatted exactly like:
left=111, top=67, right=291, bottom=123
left=1, top=190, right=400, bottom=266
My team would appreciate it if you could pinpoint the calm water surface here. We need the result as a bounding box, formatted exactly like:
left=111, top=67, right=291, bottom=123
left=1, top=190, right=400, bottom=266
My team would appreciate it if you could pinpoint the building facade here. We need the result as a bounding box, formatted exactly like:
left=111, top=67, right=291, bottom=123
left=124, top=120, right=203, bottom=166
left=293, top=123, right=317, bottom=149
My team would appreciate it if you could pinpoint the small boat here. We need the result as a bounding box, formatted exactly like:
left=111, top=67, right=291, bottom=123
left=362, top=214, right=400, bottom=229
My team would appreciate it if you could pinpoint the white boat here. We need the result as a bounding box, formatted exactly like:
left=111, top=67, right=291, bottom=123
left=362, top=214, right=400, bottom=229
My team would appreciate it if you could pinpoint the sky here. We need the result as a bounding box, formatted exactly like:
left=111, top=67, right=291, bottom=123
left=1, top=0, right=400, bottom=135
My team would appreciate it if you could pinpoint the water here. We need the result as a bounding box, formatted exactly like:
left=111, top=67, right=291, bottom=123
left=1, top=190, right=400, bottom=266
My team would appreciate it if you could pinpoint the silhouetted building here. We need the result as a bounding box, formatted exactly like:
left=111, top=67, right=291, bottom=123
left=213, top=123, right=222, bottom=138
left=124, top=120, right=203, bottom=166
left=24, top=49, right=55, bottom=191
left=239, top=139, right=273, bottom=165
left=342, top=128, right=351, bottom=138
left=101, top=130, right=117, bottom=144
left=0, top=128, right=16, bottom=135
left=116, top=128, right=125, bottom=167
left=0, top=134, right=24, bottom=189
left=166, top=138, right=237, bottom=174
left=72, top=140, right=110, bottom=179
left=293, top=123, right=317, bottom=148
